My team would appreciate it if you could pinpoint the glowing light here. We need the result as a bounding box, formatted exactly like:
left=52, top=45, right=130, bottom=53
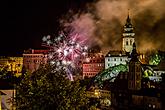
left=64, top=50, right=68, bottom=56
left=50, top=61, right=55, bottom=65
left=84, top=46, right=88, bottom=50
left=42, top=32, right=88, bottom=81
left=86, top=58, right=90, bottom=62
left=76, top=44, right=80, bottom=48
left=42, top=36, right=47, bottom=41
left=47, top=35, right=51, bottom=39
left=57, top=48, right=62, bottom=53
left=69, top=48, right=73, bottom=52
left=95, top=92, right=98, bottom=95
left=62, top=60, right=67, bottom=65
left=149, top=53, right=161, bottom=65
left=47, top=40, right=51, bottom=45
left=82, top=52, right=86, bottom=55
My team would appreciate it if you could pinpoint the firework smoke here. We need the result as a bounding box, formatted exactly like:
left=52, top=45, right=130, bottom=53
left=59, top=0, right=165, bottom=53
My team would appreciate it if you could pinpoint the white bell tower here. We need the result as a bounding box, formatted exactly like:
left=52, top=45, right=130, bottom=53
left=122, top=12, right=135, bottom=53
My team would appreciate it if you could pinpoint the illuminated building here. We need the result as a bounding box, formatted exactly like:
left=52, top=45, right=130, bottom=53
left=82, top=53, right=104, bottom=78
left=86, top=88, right=111, bottom=99
left=105, top=14, right=135, bottom=69
left=86, top=86, right=111, bottom=109
left=23, top=49, right=48, bottom=73
left=147, top=60, right=165, bottom=82
left=0, top=56, right=23, bottom=75
left=110, top=44, right=162, bottom=110
left=122, top=13, right=135, bottom=53
left=105, top=50, right=129, bottom=69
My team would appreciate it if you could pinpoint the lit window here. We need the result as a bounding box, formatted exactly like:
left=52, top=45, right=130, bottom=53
left=130, top=39, right=132, bottom=45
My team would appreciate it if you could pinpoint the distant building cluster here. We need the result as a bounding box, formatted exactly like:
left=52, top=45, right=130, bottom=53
left=0, top=14, right=164, bottom=80
left=85, top=14, right=165, bottom=110
left=110, top=43, right=163, bottom=110
left=0, top=13, right=165, bottom=110
left=0, top=56, right=23, bottom=75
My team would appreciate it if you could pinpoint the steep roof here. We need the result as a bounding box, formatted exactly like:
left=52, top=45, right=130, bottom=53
left=105, top=50, right=128, bottom=57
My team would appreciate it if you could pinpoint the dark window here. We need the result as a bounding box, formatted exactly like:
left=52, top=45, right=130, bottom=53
left=136, top=74, right=140, bottom=80
left=126, top=41, right=128, bottom=45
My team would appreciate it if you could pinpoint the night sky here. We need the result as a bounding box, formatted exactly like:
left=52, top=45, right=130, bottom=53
left=1, top=0, right=93, bottom=56
left=1, top=0, right=165, bottom=56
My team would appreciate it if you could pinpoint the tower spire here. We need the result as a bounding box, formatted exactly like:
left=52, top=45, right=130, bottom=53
left=126, top=9, right=131, bottom=26
left=128, top=42, right=142, bottom=90
left=122, top=10, right=135, bottom=53
left=131, top=43, right=138, bottom=61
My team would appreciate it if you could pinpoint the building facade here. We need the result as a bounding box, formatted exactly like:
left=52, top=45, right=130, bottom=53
left=82, top=53, right=104, bottom=78
left=23, top=49, right=48, bottom=73
left=105, top=51, right=129, bottom=69
left=0, top=57, right=23, bottom=75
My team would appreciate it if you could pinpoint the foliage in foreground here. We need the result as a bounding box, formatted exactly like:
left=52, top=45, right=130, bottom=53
left=16, top=64, right=90, bottom=110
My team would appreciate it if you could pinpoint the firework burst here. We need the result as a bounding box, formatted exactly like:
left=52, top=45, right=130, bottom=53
left=42, top=32, right=88, bottom=81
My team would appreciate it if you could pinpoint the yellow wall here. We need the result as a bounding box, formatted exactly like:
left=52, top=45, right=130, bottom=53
left=0, top=57, right=23, bottom=75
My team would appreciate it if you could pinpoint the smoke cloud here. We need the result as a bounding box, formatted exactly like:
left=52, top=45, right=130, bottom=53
left=60, top=0, right=165, bottom=54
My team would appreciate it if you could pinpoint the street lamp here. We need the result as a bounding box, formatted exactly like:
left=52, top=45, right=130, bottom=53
left=94, top=89, right=100, bottom=98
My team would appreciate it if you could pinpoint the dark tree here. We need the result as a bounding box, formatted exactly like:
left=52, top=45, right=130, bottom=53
left=16, top=64, right=92, bottom=110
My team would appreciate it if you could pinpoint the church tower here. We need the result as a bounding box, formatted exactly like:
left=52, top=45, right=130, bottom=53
left=122, top=12, right=135, bottom=53
left=128, top=43, right=142, bottom=90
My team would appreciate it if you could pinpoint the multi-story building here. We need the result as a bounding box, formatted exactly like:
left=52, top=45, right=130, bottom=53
left=105, top=51, right=129, bottom=69
left=0, top=56, right=23, bottom=75
left=82, top=53, right=104, bottom=78
left=23, top=49, right=48, bottom=73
